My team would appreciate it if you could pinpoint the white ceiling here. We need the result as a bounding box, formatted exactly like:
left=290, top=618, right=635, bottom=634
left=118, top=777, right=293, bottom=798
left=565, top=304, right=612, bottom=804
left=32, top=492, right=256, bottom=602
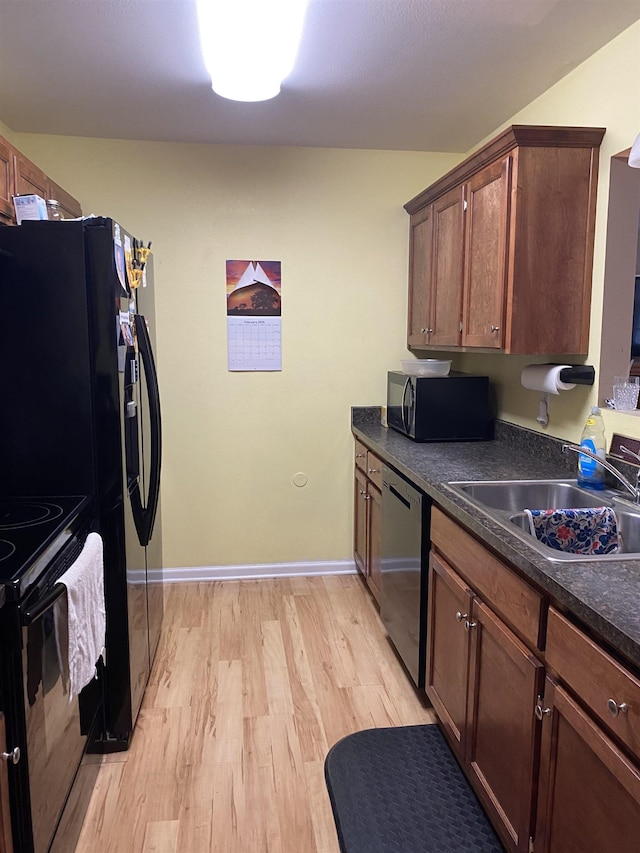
left=0, top=0, right=638, bottom=153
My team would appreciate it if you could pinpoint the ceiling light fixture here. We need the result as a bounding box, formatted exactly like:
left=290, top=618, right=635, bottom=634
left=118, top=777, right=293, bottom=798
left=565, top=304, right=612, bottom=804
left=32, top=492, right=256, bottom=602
left=629, top=133, right=640, bottom=168
left=196, top=0, right=310, bottom=103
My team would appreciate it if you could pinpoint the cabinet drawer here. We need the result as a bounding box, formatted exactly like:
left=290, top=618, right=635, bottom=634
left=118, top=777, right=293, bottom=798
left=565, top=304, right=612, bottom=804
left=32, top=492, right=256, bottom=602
left=365, top=450, right=383, bottom=490
left=431, top=506, right=544, bottom=650
left=546, top=607, right=640, bottom=758
left=354, top=439, right=368, bottom=473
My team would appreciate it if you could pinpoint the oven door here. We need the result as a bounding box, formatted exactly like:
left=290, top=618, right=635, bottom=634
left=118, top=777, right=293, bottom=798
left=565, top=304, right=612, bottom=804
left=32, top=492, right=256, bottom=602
left=19, top=544, right=89, bottom=853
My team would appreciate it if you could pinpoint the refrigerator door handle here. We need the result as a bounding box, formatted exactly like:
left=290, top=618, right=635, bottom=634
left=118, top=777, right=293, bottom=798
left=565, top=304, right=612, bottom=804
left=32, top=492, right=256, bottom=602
left=132, top=313, right=162, bottom=547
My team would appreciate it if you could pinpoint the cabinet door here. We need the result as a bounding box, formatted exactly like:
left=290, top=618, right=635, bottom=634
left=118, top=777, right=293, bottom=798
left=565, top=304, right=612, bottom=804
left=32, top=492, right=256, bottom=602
left=48, top=179, right=82, bottom=219
left=0, top=140, right=14, bottom=223
left=13, top=152, right=48, bottom=199
left=367, top=483, right=382, bottom=603
left=430, top=185, right=465, bottom=346
left=466, top=598, right=544, bottom=853
left=426, top=552, right=473, bottom=761
left=462, top=156, right=511, bottom=348
left=535, top=678, right=640, bottom=853
left=354, top=467, right=368, bottom=577
left=0, top=714, right=14, bottom=853
left=407, top=204, right=434, bottom=348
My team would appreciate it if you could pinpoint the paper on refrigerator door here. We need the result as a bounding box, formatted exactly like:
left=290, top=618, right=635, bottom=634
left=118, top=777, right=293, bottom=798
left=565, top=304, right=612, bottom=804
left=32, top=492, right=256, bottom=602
left=226, top=260, right=282, bottom=371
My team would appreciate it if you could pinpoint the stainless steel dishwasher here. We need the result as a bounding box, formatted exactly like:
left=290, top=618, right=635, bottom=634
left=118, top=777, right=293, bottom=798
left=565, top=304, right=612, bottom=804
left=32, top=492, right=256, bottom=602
left=380, top=464, right=430, bottom=689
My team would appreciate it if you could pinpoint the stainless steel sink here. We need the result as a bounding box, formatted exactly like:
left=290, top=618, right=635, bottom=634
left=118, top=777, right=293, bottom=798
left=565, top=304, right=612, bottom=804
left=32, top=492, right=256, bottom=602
left=447, top=479, right=640, bottom=562
left=454, top=480, right=606, bottom=513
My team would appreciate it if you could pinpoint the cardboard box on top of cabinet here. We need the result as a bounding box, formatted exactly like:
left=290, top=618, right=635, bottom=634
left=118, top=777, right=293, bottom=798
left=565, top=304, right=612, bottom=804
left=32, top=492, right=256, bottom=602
left=13, top=194, right=48, bottom=224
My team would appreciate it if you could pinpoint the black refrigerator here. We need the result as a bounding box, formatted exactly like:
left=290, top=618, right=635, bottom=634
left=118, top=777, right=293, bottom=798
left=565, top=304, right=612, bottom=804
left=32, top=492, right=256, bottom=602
left=0, top=217, right=163, bottom=750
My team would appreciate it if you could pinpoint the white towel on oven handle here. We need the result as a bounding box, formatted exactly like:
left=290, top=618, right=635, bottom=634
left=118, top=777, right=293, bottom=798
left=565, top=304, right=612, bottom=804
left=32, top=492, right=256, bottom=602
left=54, top=531, right=106, bottom=701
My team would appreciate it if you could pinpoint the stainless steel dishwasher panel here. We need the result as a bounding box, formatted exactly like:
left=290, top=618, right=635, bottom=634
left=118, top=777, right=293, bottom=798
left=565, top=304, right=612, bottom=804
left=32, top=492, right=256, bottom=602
left=380, top=465, right=430, bottom=689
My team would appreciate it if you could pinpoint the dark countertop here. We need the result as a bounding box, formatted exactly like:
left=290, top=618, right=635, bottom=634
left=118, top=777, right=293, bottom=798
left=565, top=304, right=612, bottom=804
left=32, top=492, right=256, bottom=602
left=352, top=408, right=640, bottom=673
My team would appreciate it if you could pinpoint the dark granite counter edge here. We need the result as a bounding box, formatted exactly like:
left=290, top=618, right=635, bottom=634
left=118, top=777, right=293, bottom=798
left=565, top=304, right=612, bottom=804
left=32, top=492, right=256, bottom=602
left=352, top=407, right=640, bottom=672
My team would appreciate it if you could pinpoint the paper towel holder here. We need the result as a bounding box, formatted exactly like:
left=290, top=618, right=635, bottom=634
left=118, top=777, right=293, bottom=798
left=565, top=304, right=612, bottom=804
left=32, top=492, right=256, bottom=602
left=521, top=364, right=595, bottom=427
left=557, top=365, right=595, bottom=386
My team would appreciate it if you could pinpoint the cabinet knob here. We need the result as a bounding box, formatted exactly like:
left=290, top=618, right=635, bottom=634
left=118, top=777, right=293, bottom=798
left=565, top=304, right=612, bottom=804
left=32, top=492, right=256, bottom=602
left=355, top=453, right=365, bottom=459
left=607, top=698, right=629, bottom=718
left=534, top=697, right=551, bottom=721
left=363, top=494, right=371, bottom=501
left=1, top=746, right=20, bottom=765
left=368, top=467, right=380, bottom=474
left=464, top=619, right=477, bottom=631
left=455, top=611, right=467, bottom=622
left=490, top=325, right=500, bottom=333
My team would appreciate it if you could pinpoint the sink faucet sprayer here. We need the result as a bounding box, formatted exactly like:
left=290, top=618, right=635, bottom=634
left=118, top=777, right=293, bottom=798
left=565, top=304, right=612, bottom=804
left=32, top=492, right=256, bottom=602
left=562, top=443, right=640, bottom=504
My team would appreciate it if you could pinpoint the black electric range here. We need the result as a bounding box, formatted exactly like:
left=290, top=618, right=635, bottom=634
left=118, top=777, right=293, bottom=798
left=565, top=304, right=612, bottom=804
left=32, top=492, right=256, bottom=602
left=0, top=495, right=93, bottom=605
left=0, top=494, right=95, bottom=853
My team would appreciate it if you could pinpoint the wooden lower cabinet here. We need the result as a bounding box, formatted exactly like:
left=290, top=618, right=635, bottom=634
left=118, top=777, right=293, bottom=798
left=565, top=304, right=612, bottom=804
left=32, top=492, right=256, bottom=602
left=534, top=678, right=640, bottom=853
left=466, top=597, right=543, bottom=853
left=426, top=553, right=472, bottom=758
left=429, top=508, right=640, bottom=853
left=427, top=551, right=542, bottom=853
left=0, top=714, right=14, bottom=853
left=353, top=441, right=382, bottom=603
left=354, top=466, right=368, bottom=576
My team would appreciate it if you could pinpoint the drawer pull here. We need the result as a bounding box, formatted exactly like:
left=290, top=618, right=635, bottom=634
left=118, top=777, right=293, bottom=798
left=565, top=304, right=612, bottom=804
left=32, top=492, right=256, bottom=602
left=607, top=698, right=629, bottom=718
left=535, top=697, right=551, bottom=721
left=455, top=611, right=467, bottom=622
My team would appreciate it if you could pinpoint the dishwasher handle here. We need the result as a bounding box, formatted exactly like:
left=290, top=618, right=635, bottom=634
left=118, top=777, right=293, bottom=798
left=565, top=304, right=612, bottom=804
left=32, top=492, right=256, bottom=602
left=388, top=483, right=411, bottom=510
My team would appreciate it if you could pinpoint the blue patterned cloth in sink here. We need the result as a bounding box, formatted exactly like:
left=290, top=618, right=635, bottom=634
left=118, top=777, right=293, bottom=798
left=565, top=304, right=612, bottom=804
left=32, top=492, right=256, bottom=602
left=524, top=506, right=619, bottom=555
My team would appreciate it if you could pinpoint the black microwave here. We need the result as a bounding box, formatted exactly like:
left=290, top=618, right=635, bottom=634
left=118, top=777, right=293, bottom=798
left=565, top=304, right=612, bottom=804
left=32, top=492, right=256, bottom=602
left=387, top=370, right=493, bottom=442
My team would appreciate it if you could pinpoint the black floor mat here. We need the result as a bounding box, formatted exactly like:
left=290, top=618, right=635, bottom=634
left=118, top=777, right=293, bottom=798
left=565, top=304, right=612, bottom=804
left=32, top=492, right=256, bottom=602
left=324, top=724, right=505, bottom=853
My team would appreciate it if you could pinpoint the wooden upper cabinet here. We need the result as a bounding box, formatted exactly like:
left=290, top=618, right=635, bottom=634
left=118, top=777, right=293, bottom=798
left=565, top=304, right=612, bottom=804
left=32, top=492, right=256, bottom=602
left=405, top=125, right=605, bottom=355
left=462, top=156, right=511, bottom=348
left=0, top=135, right=82, bottom=225
left=407, top=204, right=433, bottom=347
left=0, top=140, right=14, bottom=224
left=431, top=185, right=465, bottom=346
left=48, top=179, right=82, bottom=219
left=13, top=150, right=48, bottom=198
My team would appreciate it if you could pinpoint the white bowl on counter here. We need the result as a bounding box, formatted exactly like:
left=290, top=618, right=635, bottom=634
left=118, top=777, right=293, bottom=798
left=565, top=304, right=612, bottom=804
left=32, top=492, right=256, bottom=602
left=401, top=359, right=452, bottom=377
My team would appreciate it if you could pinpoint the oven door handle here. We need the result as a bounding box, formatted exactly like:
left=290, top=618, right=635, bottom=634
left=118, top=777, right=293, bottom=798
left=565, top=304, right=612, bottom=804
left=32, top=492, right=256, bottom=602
left=21, top=582, right=66, bottom=626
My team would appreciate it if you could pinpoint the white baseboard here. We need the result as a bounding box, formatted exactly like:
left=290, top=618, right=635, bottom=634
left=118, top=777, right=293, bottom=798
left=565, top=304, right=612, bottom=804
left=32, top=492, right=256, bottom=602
left=162, top=560, right=357, bottom=583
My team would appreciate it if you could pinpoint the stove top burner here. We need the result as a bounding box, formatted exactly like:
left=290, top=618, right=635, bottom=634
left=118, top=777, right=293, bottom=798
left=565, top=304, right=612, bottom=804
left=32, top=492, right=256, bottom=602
left=0, top=502, right=64, bottom=530
left=0, top=540, right=16, bottom=562
left=0, top=496, right=91, bottom=597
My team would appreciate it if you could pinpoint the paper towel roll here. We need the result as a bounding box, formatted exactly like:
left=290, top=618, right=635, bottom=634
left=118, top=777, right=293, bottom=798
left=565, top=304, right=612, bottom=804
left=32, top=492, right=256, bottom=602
left=520, top=364, right=576, bottom=395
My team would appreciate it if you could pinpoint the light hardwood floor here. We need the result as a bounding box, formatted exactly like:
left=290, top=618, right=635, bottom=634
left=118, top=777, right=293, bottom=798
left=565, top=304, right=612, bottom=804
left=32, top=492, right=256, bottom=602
left=55, top=575, right=435, bottom=853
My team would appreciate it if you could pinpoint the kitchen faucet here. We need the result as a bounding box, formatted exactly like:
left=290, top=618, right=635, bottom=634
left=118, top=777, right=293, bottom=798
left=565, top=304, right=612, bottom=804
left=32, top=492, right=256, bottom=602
left=562, top=443, right=640, bottom=504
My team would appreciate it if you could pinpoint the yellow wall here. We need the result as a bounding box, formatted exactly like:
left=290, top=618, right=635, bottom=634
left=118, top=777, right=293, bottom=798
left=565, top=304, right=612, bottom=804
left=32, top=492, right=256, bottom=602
left=9, top=134, right=458, bottom=568
left=8, top=21, right=640, bottom=570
